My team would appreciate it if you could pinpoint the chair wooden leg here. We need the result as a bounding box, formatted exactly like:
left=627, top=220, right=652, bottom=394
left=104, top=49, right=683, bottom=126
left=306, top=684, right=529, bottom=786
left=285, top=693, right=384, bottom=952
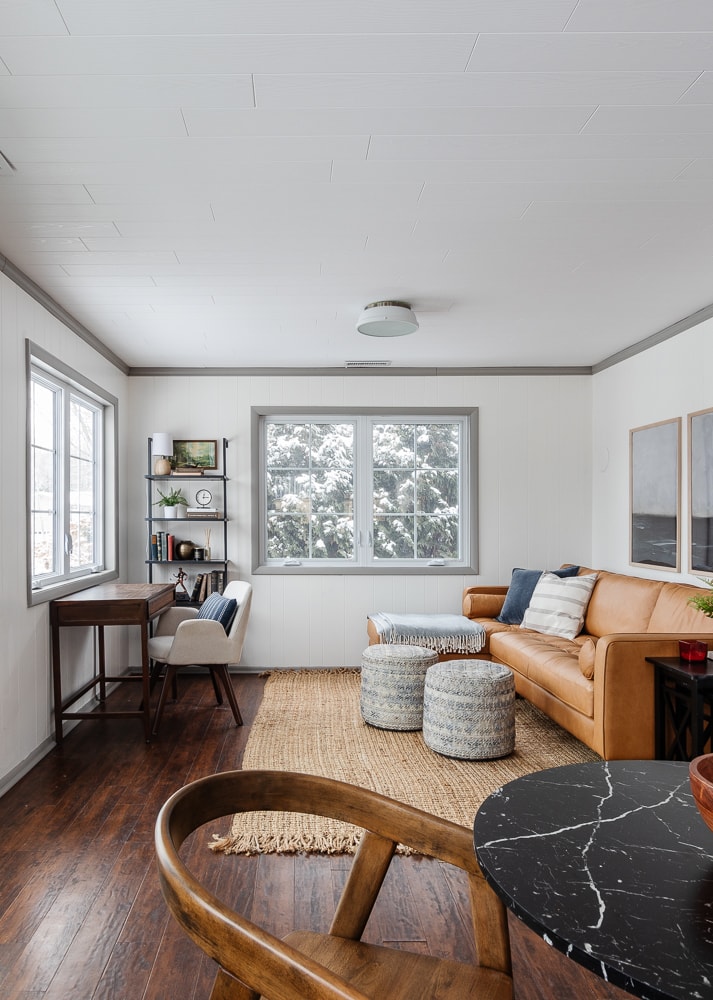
left=209, top=668, right=224, bottom=705
left=152, top=665, right=178, bottom=736
left=213, top=665, right=243, bottom=726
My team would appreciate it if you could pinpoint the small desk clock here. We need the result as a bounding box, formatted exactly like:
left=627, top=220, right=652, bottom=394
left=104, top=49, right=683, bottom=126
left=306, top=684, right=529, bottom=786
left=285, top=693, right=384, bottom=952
left=195, top=488, right=212, bottom=507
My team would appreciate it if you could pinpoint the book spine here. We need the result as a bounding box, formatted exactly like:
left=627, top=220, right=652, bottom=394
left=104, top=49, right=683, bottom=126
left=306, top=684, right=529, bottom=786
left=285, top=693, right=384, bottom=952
left=190, top=573, right=203, bottom=602
left=167, top=534, right=174, bottom=560
left=151, top=533, right=158, bottom=560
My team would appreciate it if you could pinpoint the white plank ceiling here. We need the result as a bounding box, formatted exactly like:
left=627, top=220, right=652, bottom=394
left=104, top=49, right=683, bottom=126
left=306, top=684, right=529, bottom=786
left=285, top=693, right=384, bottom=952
left=1, top=0, right=713, bottom=369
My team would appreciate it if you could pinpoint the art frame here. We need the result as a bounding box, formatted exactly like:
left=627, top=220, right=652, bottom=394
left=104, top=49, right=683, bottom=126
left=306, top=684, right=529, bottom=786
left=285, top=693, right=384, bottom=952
left=629, top=417, right=681, bottom=572
left=173, top=439, right=218, bottom=470
left=689, top=407, right=713, bottom=576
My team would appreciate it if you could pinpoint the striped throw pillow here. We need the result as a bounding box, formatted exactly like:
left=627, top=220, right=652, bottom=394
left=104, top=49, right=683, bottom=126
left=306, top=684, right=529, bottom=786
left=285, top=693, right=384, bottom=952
left=521, top=572, right=598, bottom=640
left=197, top=591, right=238, bottom=632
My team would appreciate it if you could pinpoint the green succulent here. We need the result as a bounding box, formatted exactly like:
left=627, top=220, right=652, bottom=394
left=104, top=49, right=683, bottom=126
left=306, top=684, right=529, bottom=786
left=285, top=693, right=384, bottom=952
left=689, top=578, right=713, bottom=618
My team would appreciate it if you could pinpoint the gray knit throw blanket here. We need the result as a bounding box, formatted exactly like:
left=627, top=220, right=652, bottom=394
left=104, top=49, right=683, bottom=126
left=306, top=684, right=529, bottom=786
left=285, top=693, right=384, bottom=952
left=368, top=612, right=486, bottom=654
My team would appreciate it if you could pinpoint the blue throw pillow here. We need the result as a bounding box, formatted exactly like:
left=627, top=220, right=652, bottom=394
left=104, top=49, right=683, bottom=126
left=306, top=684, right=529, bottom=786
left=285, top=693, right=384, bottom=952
left=197, top=591, right=238, bottom=632
left=496, top=565, right=580, bottom=625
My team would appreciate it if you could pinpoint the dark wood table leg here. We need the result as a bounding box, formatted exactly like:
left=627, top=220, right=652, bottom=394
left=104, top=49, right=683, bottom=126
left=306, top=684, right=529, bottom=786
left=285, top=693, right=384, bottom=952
left=654, top=665, right=663, bottom=759
left=140, top=619, right=152, bottom=743
left=50, top=607, right=63, bottom=746
left=97, top=625, right=106, bottom=702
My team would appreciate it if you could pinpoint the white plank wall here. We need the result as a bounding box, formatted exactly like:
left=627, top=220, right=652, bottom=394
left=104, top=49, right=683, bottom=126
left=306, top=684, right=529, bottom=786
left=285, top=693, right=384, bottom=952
left=0, top=270, right=129, bottom=790
left=127, top=371, right=593, bottom=670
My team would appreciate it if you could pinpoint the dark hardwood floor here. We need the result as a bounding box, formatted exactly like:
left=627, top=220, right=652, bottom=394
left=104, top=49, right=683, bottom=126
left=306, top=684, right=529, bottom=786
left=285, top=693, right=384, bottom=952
left=0, top=674, right=631, bottom=1000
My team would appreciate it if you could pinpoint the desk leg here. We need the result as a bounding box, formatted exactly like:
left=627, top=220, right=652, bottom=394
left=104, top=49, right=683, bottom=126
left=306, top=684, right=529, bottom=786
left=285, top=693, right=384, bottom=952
left=97, top=625, right=106, bottom=702
left=140, top=619, right=152, bottom=743
left=50, top=613, right=63, bottom=746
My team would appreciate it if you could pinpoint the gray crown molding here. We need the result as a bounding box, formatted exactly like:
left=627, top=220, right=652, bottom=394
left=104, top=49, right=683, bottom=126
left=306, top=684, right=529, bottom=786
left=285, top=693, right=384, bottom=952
left=128, top=365, right=592, bottom=377
left=0, top=253, right=129, bottom=375
left=592, top=301, right=713, bottom=375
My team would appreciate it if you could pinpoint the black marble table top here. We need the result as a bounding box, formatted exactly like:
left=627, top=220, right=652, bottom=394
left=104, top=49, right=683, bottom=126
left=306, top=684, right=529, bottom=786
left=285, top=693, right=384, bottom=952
left=473, top=760, right=713, bottom=1000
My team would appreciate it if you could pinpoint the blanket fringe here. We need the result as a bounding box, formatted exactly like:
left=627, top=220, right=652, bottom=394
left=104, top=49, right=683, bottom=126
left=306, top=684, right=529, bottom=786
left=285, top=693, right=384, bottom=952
left=383, top=633, right=485, bottom=655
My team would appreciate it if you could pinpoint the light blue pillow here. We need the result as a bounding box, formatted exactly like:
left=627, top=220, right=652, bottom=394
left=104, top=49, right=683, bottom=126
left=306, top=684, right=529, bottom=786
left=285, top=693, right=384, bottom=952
left=197, top=591, right=238, bottom=632
left=496, top=566, right=580, bottom=625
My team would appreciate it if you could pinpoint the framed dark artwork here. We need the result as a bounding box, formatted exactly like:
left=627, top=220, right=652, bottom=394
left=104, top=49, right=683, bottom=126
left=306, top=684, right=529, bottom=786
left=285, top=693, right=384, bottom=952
left=173, top=439, right=218, bottom=470
left=689, top=407, right=713, bottom=575
left=630, top=418, right=681, bottom=571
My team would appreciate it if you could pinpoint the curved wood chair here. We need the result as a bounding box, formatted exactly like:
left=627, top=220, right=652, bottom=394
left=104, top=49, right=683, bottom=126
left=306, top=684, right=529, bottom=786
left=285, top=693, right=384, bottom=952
left=148, top=580, right=252, bottom=735
left=155, top=769, right=513, bottom=1000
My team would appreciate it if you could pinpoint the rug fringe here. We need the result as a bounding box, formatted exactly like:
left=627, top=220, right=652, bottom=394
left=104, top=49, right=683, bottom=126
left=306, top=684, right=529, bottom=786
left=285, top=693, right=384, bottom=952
left=210, top=830, right=363, bottom=856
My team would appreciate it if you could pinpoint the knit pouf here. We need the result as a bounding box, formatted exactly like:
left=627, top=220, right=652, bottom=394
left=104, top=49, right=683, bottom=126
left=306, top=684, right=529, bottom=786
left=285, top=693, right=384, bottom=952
left=360, top=644, right=439, bottom=731
left=423, top=660, right=515, bottom=759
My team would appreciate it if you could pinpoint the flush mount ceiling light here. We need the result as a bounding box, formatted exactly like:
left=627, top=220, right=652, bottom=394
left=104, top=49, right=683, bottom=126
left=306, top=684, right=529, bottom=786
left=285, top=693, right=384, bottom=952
left=356, top=301, right=419, bottom=337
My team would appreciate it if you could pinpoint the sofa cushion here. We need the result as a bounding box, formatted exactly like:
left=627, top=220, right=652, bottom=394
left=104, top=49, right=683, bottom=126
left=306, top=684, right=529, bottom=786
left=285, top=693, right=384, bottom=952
left=490, top=630, right=594, bottom=717
left=578, top=636, right=597, bottom=679
left=521, top=572, right=598, bottom=640
left=496, top=565, right=580, bottom=625
left=583, top=572, right=663, bottom=638
left=648, top=583, right=713, bottom=633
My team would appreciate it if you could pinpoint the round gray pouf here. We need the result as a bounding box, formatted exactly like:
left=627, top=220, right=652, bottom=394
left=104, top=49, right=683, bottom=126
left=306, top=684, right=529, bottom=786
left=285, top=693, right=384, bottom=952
left=361, top=644, right=439, bottom=731
left=423, top=660, right=515, bottom=759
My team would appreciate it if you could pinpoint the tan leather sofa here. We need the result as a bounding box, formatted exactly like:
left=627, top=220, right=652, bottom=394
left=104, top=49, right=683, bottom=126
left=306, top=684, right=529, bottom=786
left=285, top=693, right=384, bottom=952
left=461, top=568, right=713, bottom=760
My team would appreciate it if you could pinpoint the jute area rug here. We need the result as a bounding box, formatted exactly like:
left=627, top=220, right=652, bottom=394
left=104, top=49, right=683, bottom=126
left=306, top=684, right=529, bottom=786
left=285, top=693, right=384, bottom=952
left=212, top=669, right=600, bottom=856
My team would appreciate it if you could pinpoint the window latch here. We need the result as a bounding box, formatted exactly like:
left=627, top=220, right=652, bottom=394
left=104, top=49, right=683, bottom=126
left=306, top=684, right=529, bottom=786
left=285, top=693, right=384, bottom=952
left=284, top=559, right=302, bottom=566
left=428, top=559, right=446, bottom=567
left=64, top=533, right=73, bottom=555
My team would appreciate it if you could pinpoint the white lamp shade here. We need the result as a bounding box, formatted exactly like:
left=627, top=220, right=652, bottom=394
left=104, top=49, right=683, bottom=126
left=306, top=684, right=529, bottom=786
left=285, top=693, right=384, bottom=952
left=357, top=301, right=419, bottom=337
left=151, top=432, right=173, bottom=457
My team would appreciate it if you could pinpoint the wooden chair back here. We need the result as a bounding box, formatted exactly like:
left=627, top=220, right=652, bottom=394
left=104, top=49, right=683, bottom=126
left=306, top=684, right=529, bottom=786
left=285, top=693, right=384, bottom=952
left=155, top=769, right=512, bottom=1000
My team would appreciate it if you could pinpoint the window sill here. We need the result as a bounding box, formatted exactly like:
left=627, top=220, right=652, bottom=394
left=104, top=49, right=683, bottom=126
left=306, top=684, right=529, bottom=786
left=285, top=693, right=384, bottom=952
left=252, top=564, right=476, bottom=576
left=28, top=569, right=119, bottom=607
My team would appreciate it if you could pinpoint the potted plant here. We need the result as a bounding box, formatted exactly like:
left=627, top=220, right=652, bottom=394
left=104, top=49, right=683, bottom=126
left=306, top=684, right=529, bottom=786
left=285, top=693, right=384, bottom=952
left=689, top=579, right=713, bottom=618
left=154, top=486, right=188, bottom=519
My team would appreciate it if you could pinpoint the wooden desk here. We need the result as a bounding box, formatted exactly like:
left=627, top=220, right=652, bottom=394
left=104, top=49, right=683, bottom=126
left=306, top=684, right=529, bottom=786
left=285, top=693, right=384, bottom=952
left=50, top=583, right=175, bottom=744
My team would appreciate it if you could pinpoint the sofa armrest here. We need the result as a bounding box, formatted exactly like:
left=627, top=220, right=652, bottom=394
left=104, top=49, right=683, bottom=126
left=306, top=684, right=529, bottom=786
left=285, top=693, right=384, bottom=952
left=462, top=587, right=508, bottom=620
left=592, top=632, right=713, bottom=760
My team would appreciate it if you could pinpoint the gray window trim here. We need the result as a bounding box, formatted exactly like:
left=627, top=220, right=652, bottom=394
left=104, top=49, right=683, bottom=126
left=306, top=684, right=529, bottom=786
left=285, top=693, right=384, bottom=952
left=251, top=405, right=478, bottom=576
left=26, top=340, right=119, bottom=606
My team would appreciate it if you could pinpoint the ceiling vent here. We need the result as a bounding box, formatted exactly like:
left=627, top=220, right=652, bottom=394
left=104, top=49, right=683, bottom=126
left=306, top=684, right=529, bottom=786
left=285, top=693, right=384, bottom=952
left=345, top=360, right=392, bottom=368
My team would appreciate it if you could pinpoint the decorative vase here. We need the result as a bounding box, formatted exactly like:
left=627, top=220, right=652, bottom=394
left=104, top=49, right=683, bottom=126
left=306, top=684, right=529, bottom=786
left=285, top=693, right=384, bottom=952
left=176, top=540, right=195, bottom=559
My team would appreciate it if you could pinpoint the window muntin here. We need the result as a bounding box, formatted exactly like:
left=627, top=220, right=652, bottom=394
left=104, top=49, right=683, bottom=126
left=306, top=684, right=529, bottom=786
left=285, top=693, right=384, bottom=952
left=259, top=411, right=474, bottom=572
left=29, top=360, right=106, bottom=593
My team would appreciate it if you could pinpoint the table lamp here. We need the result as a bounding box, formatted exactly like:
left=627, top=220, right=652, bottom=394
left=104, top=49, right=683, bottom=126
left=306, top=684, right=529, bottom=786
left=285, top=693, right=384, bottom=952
left=151, top=432, right=173, bottom=475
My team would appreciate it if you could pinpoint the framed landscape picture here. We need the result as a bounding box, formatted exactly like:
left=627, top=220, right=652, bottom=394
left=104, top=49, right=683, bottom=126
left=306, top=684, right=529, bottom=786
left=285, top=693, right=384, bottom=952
left=173, top=439, right=218, bottom=470
left=629, top=418, right=681, bottom=571
left=689, top=407, right=713, bottom=575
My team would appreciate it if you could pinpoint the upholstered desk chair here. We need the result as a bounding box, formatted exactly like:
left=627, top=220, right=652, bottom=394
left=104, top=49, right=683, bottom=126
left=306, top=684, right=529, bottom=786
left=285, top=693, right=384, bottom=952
left=147, top=580, right=252, bottom=736
left=155, top=770, right=513, bottom=1000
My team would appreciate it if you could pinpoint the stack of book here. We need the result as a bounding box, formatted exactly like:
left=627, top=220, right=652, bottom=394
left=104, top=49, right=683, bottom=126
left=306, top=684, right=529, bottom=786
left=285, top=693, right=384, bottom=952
left=190, top=570, right=225, bottom=602
left=171, top=467, right=204, bottom=476
left=185, top=506, right=222, bottom=519
left=150, top=532, right=175, bottom=561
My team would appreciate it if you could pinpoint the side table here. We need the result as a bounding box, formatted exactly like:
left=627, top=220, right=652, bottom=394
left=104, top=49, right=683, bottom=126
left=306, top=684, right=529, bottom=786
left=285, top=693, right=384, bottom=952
left=645, top=655, right=713, bottom=760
